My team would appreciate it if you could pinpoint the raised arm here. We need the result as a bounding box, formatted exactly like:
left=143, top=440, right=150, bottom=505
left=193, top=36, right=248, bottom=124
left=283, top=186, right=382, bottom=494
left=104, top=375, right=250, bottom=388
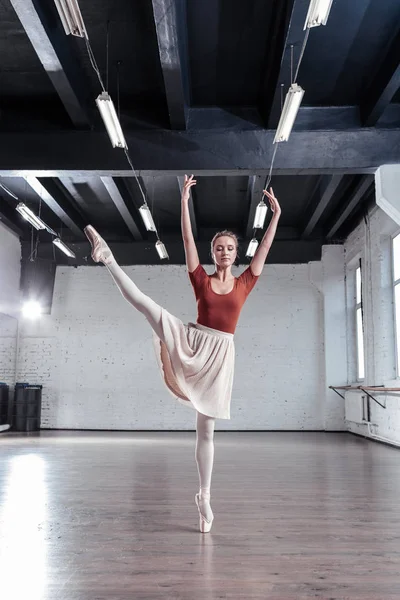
left=181, top=174, right=200, bottom=272
left=250, top=187, right=282, bottom=276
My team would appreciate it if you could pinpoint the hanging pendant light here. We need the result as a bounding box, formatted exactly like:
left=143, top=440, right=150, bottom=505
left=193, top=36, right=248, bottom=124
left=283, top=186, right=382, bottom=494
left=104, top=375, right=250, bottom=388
left=246, top=238, right=259, bottom=258
left=253, top=200, right=268, bottom=229
left=155, top=240, right=169, bottom=260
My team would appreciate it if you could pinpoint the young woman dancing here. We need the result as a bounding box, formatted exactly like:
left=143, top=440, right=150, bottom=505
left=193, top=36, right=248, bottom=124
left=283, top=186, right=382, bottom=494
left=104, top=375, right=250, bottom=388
left=84, top=175, right=281, bottom=533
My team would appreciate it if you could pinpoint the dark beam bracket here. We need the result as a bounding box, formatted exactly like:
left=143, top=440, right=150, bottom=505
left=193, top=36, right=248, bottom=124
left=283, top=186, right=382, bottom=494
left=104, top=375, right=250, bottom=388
left=25, top=176, right=87, bottom=239
left=151, top=0, right=189, bottom=130
left=25, top=239, right=323, bottom=266
left=325, top=175, right=374, bottom=240
left=0, top=127, right=399, bottom=173
left=10, top=0, right=91, bottom=127
left=101, top=177, right=144, bottom=241
left=301, top=175, right=344, bottom=238
left=360, top=27, right=400, bottom=126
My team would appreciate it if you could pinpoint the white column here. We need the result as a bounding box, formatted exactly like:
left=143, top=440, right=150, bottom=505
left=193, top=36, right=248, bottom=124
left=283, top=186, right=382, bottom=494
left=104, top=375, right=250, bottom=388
left=321, top=245, right=347, bottom=430
left=375, top=165, right=400, bottom=225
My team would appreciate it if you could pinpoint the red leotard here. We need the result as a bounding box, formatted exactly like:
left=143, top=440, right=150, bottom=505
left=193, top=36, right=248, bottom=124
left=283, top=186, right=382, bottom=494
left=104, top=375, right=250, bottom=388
left=188, top=264, right=258, bottom=334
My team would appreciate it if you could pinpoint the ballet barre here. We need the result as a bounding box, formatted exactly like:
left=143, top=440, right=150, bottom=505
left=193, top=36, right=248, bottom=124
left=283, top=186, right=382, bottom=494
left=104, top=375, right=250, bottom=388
left=329, top=385, right=400, bottom=409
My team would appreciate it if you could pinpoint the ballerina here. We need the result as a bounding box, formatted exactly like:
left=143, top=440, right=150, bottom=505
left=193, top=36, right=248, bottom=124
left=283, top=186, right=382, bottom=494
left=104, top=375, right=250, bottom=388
left=84, top=174, right=281, bottom=532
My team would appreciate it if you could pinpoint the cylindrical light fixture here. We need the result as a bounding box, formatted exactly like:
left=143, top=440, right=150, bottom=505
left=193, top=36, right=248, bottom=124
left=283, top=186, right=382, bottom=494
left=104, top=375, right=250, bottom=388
left=304, top=0, right=333, bottom=29
left=273, top=83, right=305, bottom=143
left=155, top=240, right=169, bottom=260
left=246, top=238, right=259, bottom=258
left=53, top=238, right=76, bottom=258
left=54, top=0, right=88, bottom=38
left=16, top=203, right=47, bottom=230
left=139, top=204, right=157, bottom=232
left=96, top=92, right=127, bottom=149
left=253, top=200, right=268, bottom=229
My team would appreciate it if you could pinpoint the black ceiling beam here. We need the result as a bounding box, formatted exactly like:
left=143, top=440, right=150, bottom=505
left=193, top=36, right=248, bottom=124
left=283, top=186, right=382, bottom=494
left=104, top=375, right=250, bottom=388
left=325, top=175, right=374, bottom=240
left=24, top=177, right=86, bottom=238
left=10, top=0, right=90, bottom=127
left=177, top=176, right=197, bottom=238
left=245, top=175, right=266, bottom=238
left=151, top=0, right=189, bottom=130
left=320, top=2, right=374, bottom=103
left=23, top=239, right=323, bottom=266
left=301, top=175, right=343, bottom=238
left=100, top=177, right=144, bottom=241
left=264, top=0, right=304, bottom=128
left=360, top=27, right=400, bottom=126
left=0, top=127, right=399, bottom=174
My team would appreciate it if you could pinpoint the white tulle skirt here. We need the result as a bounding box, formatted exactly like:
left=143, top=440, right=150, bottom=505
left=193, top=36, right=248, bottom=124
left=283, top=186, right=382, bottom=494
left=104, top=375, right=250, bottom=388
left=153, top=308, right=235, bottom=419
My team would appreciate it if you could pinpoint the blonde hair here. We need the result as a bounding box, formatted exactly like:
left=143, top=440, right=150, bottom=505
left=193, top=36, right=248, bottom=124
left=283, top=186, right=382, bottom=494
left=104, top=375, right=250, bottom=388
left=210, top=230, right=240, bottom=263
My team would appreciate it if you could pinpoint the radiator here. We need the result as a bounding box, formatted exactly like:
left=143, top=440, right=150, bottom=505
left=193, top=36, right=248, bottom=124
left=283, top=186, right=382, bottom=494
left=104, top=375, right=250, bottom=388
left=345, top=391, right=365, bottom=424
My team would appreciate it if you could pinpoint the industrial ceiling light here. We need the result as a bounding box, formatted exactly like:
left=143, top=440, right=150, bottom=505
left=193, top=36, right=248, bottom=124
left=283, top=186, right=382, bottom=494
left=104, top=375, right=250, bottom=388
left=273, top=83, right=305, bottom=143
left=246, top=238, right=259, bottom=258
left=0, top=182, right=19, bottom=200
left=139, top=204, right=157, bottom=232
left=253, top=199, right=268, bottom=229
left=304, top=0, right=333, bottom=29
left=22, top=300, right=42, bottom=320
left=96, top=92, right=127, bottom=149
left=16, top=203, right=47, bottom=230
left=155, top=240, right=169, bottom=260
left=54, top=0, right=87, bottom=38
left=53, top=238, right=76, bottom=258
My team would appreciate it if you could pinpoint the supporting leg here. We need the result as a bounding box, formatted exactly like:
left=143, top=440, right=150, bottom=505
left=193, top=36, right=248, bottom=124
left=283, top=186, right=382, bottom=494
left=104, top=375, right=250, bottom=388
left=195, top=411, right=216, bottom=523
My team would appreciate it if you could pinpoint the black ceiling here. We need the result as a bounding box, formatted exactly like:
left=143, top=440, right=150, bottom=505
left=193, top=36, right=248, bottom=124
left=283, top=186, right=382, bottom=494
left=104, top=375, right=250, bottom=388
left=0, top=0, right=400, bottom=264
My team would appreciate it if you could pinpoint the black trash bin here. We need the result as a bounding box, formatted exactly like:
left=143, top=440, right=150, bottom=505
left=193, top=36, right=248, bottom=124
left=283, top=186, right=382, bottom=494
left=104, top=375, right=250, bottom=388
left=13, top=383, right=42, bottom=432
left=0, top=383, right=9, bottom=425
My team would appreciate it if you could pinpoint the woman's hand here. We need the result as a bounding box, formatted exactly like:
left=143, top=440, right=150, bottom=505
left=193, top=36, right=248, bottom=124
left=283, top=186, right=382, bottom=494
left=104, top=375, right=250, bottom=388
left=182, top=174, right=196, bottom=203
left=263, top=187, right=281, bottom=217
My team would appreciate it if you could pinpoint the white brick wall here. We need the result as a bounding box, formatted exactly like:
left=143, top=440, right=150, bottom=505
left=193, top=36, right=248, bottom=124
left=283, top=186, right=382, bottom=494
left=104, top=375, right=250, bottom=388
left=18, top=253, right=346, bottom=431
left=0, top=223, right=21, bottom=394
left=0, top=222, right=21, bottom=318
left=345, top=206, right=400, bottom=444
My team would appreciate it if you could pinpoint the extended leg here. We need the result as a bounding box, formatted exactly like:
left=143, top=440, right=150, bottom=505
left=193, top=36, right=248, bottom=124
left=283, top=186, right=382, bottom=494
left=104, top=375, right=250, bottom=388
left=195, top=411, right=216, bottom=523
left=85, top=225, right=164, bottom=339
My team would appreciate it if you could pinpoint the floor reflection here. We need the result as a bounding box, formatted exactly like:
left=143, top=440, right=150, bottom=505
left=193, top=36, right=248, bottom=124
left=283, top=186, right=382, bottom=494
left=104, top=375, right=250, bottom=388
left=0, top=455, right=47, bottom=600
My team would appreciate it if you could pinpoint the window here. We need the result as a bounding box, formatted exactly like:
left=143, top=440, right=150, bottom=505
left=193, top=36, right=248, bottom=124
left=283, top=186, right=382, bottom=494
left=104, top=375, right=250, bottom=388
left=355, top=264, right=365, bottom=380
left=392, top=233, right=400, bottom=375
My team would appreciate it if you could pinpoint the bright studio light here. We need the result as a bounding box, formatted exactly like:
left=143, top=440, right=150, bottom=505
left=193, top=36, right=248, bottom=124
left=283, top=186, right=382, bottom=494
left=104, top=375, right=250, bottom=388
left=16, top=204, right=47, bottom=231
left=155, top=240, right=169, bottom=260
left=54, top=0, right=87, bottom=38
left=139, top=204, right=157, bottom=232
left=52, top=238, right=76, bottom=258
left=22, top=301, right=42, bottom=320
left=273, top=83, right=305, bottom=143
left=246, top=238, right=259, bottom=258
left=96, top=92, right=127, bottom=149
left=253, top=200, right=268, bottom=229
left=304, top=0, right=333, bottom=29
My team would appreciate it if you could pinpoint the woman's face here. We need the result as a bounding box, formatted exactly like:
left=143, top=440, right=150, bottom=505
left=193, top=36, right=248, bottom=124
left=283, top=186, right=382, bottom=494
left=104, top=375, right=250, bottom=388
left=212, top=236, right=237, bottom=268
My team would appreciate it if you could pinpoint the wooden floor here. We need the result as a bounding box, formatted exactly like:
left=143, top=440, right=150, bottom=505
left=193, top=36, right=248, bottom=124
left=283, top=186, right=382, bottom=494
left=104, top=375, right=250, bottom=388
left=1, top=431, right=400, bottom=600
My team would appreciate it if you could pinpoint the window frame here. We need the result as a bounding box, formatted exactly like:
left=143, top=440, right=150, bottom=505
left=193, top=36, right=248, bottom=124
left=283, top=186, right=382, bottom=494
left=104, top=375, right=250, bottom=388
left=391, top=230, right=400, bottom=378
left=355, top=262, right=365, bottom=382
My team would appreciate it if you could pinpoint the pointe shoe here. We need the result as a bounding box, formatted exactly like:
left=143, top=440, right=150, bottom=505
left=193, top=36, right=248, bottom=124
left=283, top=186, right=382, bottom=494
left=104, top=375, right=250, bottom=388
left=195, top=492, right=214, bottom=533
left=84, top=225, right=114, bottom=265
